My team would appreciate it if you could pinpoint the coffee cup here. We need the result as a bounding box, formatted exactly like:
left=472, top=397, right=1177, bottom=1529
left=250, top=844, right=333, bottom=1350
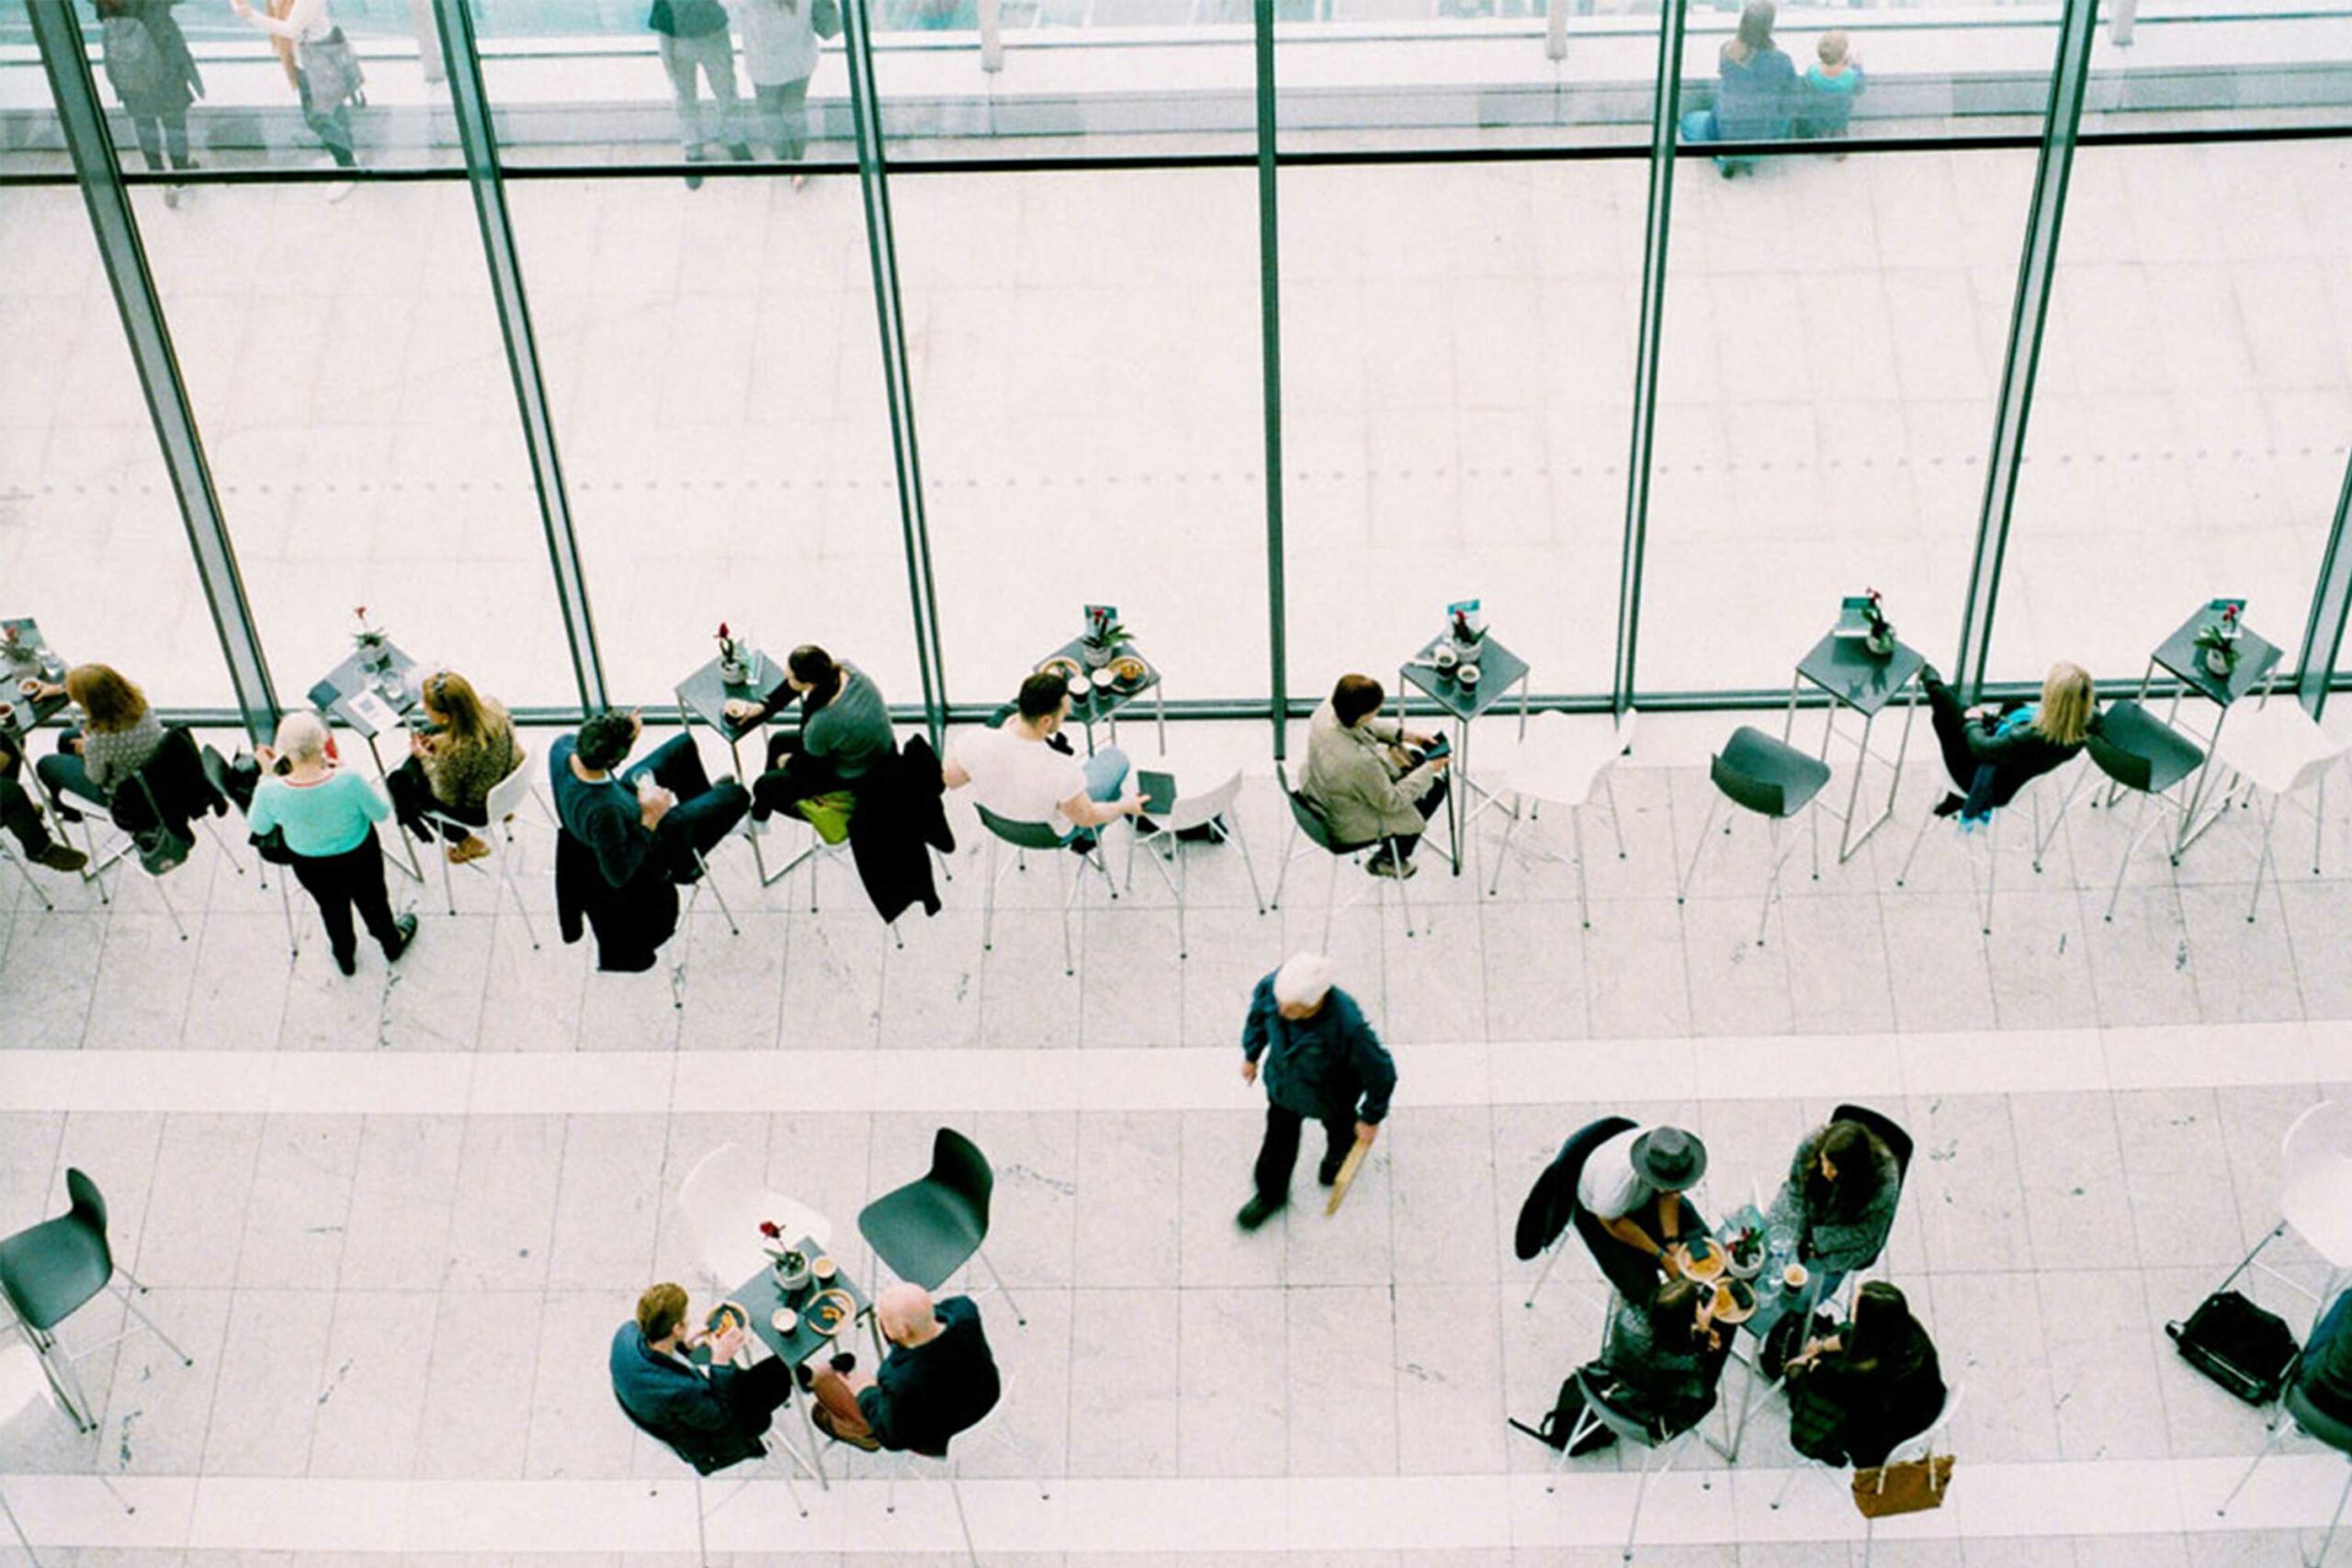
left=1456, top=663, right=1483, bottom=691
left=811, top=1255, right=837, bottom=1281
left=771, top=1307, right=797, bottom=1334
left=1091, top=668, right=1116, bottom=690
left=1067, top=675, right=1090, bottom=702
left=17, top=677, right=39, bottom=699
left=1432, top=646, right=1459, bottom=673
left=1782, top=1263, right=1808, bottom=1293
left=0, top=701, right=15, bottom=729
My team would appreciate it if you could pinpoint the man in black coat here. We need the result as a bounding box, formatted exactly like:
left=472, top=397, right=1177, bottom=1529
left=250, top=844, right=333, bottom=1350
left=609, top=1281, right=796, bottom=1472
left=1236, top=952, right=1397, bottom=1231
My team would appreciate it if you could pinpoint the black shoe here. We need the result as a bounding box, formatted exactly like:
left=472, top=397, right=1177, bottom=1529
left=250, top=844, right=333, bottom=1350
left=728, top=143, right=754, bottom=163
left=1236, top=1193, right=1285, bottom=1231
left=51, top=801, right=82, bottom=825
left=684, top=150, right=706, bottom=190
left=830, top=1351, right=857, bottom=1375
left=381, top=913, right=418, bottom=963
left=795, top=1361, right=817, bottom=1393
left=1918, top=662, right=1944, bottom=691
left=34, top=842, right=87, bottom=874
left=1317, top=1156, right=1346, bottom=1187
left=1931, top=792, right=1964, bottom=818
left=333, top=948, right=357, bottom=977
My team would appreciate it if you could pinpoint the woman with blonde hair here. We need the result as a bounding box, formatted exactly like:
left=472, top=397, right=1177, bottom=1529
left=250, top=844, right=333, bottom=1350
left=251, top=709, right=416, bottom=976
left=386, top=669, right=519, bottom=865
left=27, top=662, right=165, bottom=816
left=1918, top=660, right=2098, bottom=823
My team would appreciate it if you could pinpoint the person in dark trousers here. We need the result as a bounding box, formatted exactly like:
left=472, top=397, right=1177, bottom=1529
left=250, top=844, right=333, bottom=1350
left=1782, top=1280, right=1945, bottom=1467
left=808, top=1283, right=1001, bottom=1455
left=1917, top=660, right=2097, bottom=824
left=0, top=728, right=86, bottom=874
left=94, top=0, right=204, bottom=207
left=248, top=711, right=416, bottom=977
left=724, top=645, right=896, bottom=822
left=2298, top=1286, right=2352, bottom=1424
left=548, top=709, right=749, bottom=890
left=610, top=1281, right=797, bottom=1471
left=1577, top=1122, right=1709, bottom=1287
left=1763, top=1117, right=1903, bottom=1301
left=1236, top=952, right=1397, bottom=1231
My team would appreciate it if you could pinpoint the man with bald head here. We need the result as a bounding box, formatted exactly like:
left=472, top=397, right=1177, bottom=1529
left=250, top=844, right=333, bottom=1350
left=1236, top=952, right=1397, bottom=1231
left=808, top=1282, right=1001, bottom=1454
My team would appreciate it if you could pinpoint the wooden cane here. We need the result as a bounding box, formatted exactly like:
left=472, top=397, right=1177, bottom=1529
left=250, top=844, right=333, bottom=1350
left=1324, top=1132, right=1374, bottom=1215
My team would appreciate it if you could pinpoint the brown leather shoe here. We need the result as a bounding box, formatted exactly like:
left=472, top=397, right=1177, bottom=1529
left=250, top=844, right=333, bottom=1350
left=810, top=1404, right=880, bottom=1452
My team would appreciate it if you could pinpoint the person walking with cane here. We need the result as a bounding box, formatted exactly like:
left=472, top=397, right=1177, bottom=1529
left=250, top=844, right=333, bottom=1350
left=1235, top=953, right=1396, bottom=1231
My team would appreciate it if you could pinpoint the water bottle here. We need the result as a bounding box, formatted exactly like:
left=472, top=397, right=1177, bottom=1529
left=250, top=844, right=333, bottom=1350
left=1767, top=1224, right=1797, bottom=1287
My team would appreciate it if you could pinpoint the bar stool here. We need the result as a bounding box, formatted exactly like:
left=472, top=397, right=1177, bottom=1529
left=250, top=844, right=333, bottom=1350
left=2085, top=700, right=2206, bottom=922
left=1679, top=726, right=1831, bottom=946
left=2211, top=700, right=2348, bottom=923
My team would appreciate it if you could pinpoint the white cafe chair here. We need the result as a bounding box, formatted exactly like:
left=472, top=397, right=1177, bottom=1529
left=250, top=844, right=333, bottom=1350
left=1122, top=763, right=1264, bottom=959
left=2211, top=701, right=2348, bottom=923
left=1484, top=709, right=1638, bottom=927
left=1770, top=1382, right=1966, bottom=1567
left=677, top=1142, right=834, bottom=1294
left=419, top=748, right=548, bottom=949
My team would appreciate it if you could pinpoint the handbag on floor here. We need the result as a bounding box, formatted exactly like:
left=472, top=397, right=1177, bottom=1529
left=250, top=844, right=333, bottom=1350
left=2167, top=1290, right=2300, bottom=1406
left=1850, top=1452, right=1952, bottom=1518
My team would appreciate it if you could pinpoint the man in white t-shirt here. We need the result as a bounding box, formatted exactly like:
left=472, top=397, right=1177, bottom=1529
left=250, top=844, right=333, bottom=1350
left=1577, top=1123, right=1708, bottom=1283
left=941, top=671, right=1142, bottom=844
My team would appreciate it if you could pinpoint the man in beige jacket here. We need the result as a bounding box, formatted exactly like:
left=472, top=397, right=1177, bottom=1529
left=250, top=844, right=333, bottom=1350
left=1300, top=674, right=1448, bottom=878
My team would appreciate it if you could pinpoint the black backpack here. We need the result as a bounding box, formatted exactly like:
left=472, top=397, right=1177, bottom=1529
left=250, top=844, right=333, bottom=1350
left=2167, top=1291, right=2300, bottom=1406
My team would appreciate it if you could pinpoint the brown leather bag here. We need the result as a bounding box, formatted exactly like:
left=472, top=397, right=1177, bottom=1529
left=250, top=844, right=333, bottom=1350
left=1849, top=1453, right=1952, bottom=1518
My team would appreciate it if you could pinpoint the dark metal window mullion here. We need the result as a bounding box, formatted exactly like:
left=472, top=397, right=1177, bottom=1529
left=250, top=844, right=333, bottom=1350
left=1608, top=0, right=1688, bottom=715
left=842, top=0, right=948, bottom=744
left=1257, top=0, right=1289, bottom=756
left=2296, top=451, right=2352, bottom=719
left=29, top=0, right=279, bottom=740
left=1952, top=0, right=2102, bottom=702
left=435, top=0, right=606, bottom=715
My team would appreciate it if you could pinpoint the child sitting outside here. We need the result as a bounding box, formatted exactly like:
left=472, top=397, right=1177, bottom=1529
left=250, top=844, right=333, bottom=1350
left=1797, top=30, right=1864, bottom=140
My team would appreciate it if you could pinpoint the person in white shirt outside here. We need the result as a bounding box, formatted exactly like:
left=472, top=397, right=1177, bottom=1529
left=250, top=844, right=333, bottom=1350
left=228, top=0, right=364, bottom=199
left=940, top=671, right=1143, bottom=848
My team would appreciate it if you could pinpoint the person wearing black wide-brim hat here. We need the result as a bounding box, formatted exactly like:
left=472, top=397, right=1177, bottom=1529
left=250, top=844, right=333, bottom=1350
left=1576, top=1124, right=1709, bottom=1297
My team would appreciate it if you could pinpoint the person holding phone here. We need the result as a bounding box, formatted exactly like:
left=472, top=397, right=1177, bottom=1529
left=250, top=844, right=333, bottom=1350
left=1300, top=672, right=1448, bottom=879
left=384, top=669, right=518, bottom=865
left=249, top=710, right=416, bottom=977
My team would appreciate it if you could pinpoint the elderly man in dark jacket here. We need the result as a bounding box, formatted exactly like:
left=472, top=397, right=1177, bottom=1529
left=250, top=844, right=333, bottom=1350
left=1236, top=952, right=1397, bottom=1230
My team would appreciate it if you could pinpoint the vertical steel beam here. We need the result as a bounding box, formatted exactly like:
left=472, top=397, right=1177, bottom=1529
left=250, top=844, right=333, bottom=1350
left=2297, top=452, right=2352, bottom=719
left=841, top=0, right=948, bottom=742
left=1257, top=0, right=1289, bottom=756
left=1607, top=0, right=1687, bottom=714
left=29, top=0, right=279, bottom=739
left=1952, top=0, right=2101, bottom=702
left=435, top=0, right=607, bottom=714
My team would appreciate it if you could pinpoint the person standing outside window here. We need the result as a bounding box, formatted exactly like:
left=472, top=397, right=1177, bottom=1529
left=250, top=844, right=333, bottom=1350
left=649, top=0, right=753, bottom=187
left=734, top=0, right=820, bottom=181
left=229, top=0, right=365, bottom=199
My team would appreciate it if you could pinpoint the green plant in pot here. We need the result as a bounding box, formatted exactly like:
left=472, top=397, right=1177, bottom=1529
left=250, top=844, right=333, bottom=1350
left=1081, top=616, right=1128, bottom=670
left=2194, top=606, right=2242, bottom=680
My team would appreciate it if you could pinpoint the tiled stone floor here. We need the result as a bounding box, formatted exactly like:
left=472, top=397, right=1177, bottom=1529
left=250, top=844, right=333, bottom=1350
left=5, top=711, right=2352, bottom=1563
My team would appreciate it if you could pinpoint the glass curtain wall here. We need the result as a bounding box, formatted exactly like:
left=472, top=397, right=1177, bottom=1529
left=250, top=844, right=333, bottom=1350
left=8, top=0, right=2352, bottom=728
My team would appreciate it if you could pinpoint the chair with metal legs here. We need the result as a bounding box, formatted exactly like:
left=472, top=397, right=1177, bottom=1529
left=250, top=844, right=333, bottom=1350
left=2086, top=700, right=2209, bottom=923
left=1894, top=752, right=2090, bottom=936
left=1485, top=709, right=1639, bottom=928
left=976, top=804, right=1117, bottom=978
left=874, top=1370, right=1051, bottom=1568
left=0, top=837, right=56, bottom=914
left=2211, top=700, right=2349, bottom=924
left=678, top=1142, right=834, bottom=1287
left=859, top=1128, right=1026, bottom=1328
left=618, top=1395, right=811, bottom=1567
left=418, top=750, right=547, bottom=950
left=2219, top=1371, right=2352, bottom=1568
left=198, top=744, right=305, bottom=961
left=1770, top=1383, right=1965, bottom=1567
left=669, top=834, right=746, bottom=1011
left=1518, top=1116, right=1641, bottom=1310
left=1122, top=766, right=1264, bottom=960
left=1547, top=1364, right=1711, bottom=1564
left=0, top=1342, right=138, bottom=1567
left=1679, top=727, right=1831, bottom=946
left=0, top=1169, right=193, bottom=1434
left=1268, top=761, right=1416, bottom=945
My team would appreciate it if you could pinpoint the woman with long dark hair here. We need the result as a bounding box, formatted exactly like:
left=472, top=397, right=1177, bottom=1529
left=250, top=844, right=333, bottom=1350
left=385, top=670, right=520, bottom=864
left=1764, top=1117, right=1903, bottom=1292
left=1782, top=1281, right=1945, bottom=1466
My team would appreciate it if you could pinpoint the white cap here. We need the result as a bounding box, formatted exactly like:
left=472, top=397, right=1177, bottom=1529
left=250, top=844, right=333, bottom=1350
left=1272, top=952, right=1337, bottom=1010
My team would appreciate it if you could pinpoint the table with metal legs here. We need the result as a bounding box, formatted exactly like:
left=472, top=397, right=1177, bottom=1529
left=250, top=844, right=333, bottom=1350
left=2117, top=605, right=2284, bottom=859
left=1396, top=633, right=1532, bottom=876
left=1028, top=635, right=1166, bottom=760
left=733, top=1245, right=888, bottom=1490
left=1783, top=630, right=1925, bottom=865
left=309, top=641, right=427, bottom=883
left=675, top=649, right=792, bottom=886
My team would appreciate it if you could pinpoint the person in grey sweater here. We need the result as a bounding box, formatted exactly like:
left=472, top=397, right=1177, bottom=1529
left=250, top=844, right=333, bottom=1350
left=729, top=645, right=896, bottom=820
left=1763, top=1118, right=1903, bottom=1294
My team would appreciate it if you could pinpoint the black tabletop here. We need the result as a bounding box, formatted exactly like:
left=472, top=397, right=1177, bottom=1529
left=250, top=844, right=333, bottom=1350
left=0, top=617, right=71, bottom=740
left=677, top=651, right=786, bottom=743
left=1397, top=634, right=1531, bottom=724
left=731, top=1242, right=872, bottom=1368
left=1035, top=637, right=1159, bottom=725
left=1794, top=631, right=1926, bottom=718
left=2149, top=607, right=2283, bottom=708
left=311, top=640, right=422, bottom=739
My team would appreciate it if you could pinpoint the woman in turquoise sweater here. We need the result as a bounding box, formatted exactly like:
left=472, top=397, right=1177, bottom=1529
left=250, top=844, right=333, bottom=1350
left=251, top=710, right=416, bottom=976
